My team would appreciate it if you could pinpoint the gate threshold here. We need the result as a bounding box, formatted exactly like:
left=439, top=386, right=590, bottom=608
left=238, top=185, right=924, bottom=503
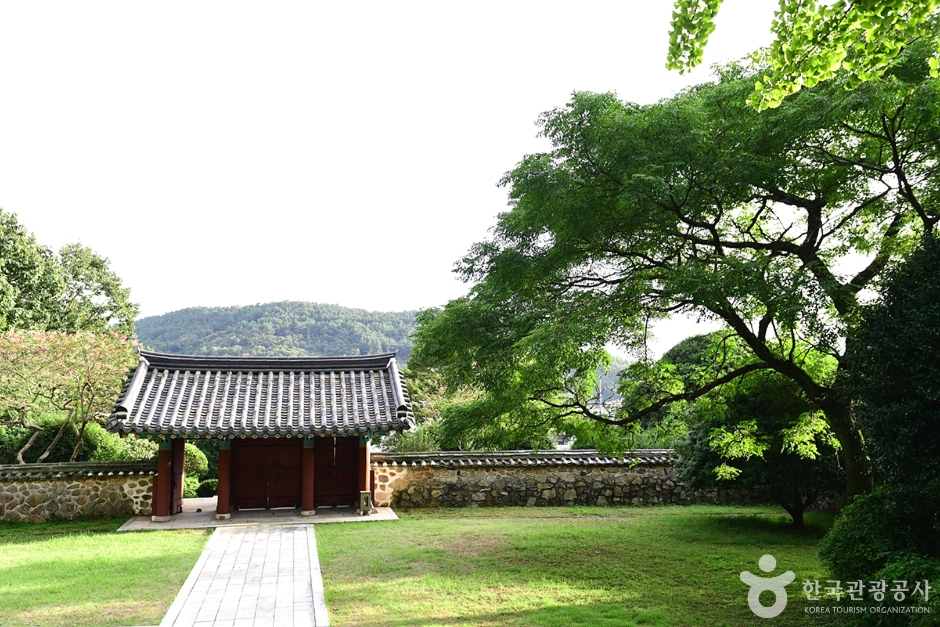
left=117, top=497, right=399, bottom=532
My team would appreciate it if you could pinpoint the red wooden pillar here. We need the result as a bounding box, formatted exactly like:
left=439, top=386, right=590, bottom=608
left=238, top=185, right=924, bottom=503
left=216, top=441, right=232, bottom=519
left=358, top=439, right=370, bottom=493
left=170, top=438, right=185, bottom=514
left=152, top=440, right=172, bottom=522
left=301, top=439, right=316, bottom=516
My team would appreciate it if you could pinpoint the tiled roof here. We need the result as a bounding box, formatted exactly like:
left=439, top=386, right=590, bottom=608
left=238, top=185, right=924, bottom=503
left=371, top=449, right=673, bottom=468
left=106, top=351, right=414, bottom=438
left=0, top=461, right=157, bottom=481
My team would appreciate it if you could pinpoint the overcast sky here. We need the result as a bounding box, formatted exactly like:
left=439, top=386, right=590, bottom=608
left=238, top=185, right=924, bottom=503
left=0, top=1, right=778, bottom=354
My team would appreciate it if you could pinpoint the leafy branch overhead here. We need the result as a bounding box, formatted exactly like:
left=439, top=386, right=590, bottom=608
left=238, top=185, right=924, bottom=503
left=667, top=0, right=940, bottom=109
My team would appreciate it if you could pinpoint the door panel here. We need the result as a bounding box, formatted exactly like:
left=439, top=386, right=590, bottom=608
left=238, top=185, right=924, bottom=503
left=334, top=437, right=359, bottom=507
left=314, top=437, right=360, bottom=507
left=234, top=442, right=269, bottom=509
left=233, top=439, right=302, bottom=509
left=268, top=442, right=302, bottom=508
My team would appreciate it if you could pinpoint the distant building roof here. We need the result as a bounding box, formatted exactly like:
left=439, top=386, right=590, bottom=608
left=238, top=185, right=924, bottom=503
left=106, top=351, right=414, bottom=439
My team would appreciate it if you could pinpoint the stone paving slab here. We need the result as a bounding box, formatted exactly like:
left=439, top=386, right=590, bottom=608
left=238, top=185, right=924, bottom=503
left=118, top=497, right=398, bottom=532
left=159, top=525, right=329, bottom=627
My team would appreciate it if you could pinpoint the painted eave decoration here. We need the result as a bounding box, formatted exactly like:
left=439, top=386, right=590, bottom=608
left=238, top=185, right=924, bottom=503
left=106, top=350, right=415, bottom=440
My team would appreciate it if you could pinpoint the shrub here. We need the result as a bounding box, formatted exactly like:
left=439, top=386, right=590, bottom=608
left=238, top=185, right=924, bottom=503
left=0, top=413, right=129, bottom=463
left=197, top=479, right=219, bottom=497
left=183, top=443, right=209, bottom=478
left=183, top=474, right=200, bottom=498
left=118, top=434, right=158, bottom=460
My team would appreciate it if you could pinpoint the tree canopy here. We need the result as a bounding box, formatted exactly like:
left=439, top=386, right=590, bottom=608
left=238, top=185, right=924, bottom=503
left=0, top=209, right=138, bottom=335
left=667, top=0, right=940, bottom=109
left=0, top=331, right=138, bottom=463
left=412, top=37, right=940, bottom=499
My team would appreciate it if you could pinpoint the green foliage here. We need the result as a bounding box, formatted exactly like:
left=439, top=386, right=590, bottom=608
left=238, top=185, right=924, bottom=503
left=0, top=330, right=138, bottom=463
left=183, top=443, right=208, bottom=478
left=0, top=209, right=138, bottom=334
left=117, top=434, right=158, bottom=461
left=135, top=301, right=416, bottom=360
left=673, top=359, right=843, bottom=527
left=56, top=244, right=138, bottom=336
left=0, top=415, right=124, bottom=464
left=0, top=211, right=62, bottom=332
left=412, top=49, right=940, bottom=497
left=182, top=474, right=200, bottom=499
left=192, top=439, right=220, bottom=480
left=846, top=234, right=940, bottom=491
left=667, top=0, right=940, bottom=110
left=820, top=235, right=940, bottom=615
left=196, top=479, right=218, bottom=497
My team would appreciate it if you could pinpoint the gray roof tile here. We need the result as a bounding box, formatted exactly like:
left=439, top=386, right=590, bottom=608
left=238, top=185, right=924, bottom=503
left=371, top=449, right=673, bottom=467
left=107, top=351, right=415, bottom=438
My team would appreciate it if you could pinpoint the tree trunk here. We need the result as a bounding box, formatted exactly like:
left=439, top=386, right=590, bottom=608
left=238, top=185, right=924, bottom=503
left=16, top=425, right=43, bottom=464
left=37, top=411, right=74, bottom=463
left=783, top=505, right=805, bottom=528
left=819, top=399, right=872, bottom=503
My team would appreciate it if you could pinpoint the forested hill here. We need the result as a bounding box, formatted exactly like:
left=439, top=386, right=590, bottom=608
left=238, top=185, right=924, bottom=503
left=134, top=302, right=417, bottom=361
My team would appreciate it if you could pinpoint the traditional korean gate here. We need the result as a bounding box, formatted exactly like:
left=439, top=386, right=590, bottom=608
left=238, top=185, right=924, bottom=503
left=314, top=436, right=359, bottom=507
left=233, top=439, right=303, bottom=509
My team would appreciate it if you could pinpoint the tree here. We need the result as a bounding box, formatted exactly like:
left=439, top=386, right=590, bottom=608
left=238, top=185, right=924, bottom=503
left=0, top=331, right=138, bottom=463
left=0, top=211, right=62, bottom=331
left=0, top=209, right=139, bottom=334
left=674, top=365, right=843, bottom=528
left=54, top=244, right=138, bottom=336
left=819, top=235, right=940, bottom=618
left=667, top=0, right=940, bottom=109
left=823, top=234, right=940, bottom=576
left=412, top=39, right=940, bottom=500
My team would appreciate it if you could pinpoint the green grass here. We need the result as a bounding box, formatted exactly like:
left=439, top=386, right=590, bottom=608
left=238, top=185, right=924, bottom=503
left=316, top=505, right=837, bottom=627
left=0, top=518, right=211, bottom=627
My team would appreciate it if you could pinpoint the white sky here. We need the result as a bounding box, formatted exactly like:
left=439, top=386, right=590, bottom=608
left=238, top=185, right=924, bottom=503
left=0, top=1, right=778, bottom=355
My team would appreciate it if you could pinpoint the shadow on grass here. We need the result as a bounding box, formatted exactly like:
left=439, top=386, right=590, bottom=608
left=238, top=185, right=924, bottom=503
left=0, top=517, right=125, bottom=539
left=334, top=602, right=674, bottom=627
left=655, top=511, right=834, bottom=546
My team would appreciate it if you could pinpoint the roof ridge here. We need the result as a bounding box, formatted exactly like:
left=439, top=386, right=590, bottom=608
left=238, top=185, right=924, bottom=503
left=139, top=350, right=398, bottom=372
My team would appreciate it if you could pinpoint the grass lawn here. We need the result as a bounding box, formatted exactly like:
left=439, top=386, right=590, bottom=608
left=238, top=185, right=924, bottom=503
left=0, top=518, right=211, bottom=627
left=316, top=505, right=836, bottom=627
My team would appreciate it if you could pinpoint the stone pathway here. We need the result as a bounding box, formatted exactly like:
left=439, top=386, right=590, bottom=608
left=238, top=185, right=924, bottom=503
left=159, top=525, right=329, bottom=627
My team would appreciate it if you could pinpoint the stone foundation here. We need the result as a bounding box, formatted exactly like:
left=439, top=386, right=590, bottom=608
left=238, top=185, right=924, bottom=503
left=371, top=450, right=756, bottom=508
left=0, top=461, right=156, bottom=522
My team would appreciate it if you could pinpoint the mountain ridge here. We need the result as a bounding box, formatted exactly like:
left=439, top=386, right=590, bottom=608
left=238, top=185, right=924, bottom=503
left=134, top=301, right=417, bottom=361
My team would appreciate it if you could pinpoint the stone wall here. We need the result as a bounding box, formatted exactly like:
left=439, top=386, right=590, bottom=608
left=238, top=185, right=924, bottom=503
left=371, top=450, right=756, bottom=508
left=0, top=461, right=156, bottom=522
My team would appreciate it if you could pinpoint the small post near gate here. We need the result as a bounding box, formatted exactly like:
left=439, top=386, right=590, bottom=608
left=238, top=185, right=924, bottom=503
left=359, top=490, right=373, bottom=516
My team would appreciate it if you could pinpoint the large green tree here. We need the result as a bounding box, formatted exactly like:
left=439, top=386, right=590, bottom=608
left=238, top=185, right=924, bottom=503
left=667, top=0, right=940, bottom=109
left=0, top=209, right=138, bottom=335
left=819, top=234, right=940, bottom=619
left=412, top=38, right=940, bottom=500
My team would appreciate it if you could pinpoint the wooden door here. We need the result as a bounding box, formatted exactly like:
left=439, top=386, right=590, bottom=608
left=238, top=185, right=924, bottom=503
left=314, top=437, right=359, bottom=507
left=233, top=439, right=302, bottom=509
left=170, top=439, right=185, bottom=514
left=268, top=441, right=303, bottom=508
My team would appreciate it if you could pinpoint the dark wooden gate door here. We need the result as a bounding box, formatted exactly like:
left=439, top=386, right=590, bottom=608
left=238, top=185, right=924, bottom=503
left=233, top=439, right=302, bottom=509
left=170, top=439, right=184, bottom=514
left=314, top=437, right=359, bottom=507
